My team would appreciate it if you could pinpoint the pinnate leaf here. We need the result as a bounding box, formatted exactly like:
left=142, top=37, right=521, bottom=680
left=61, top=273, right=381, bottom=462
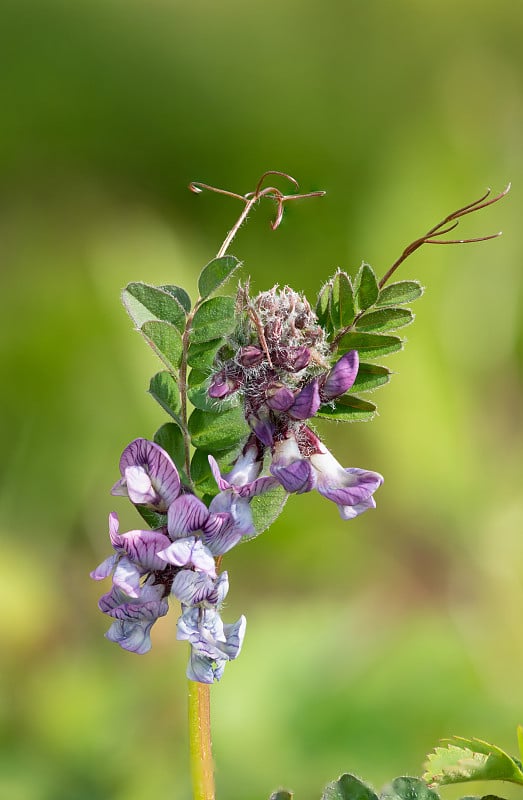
left=381, top=778, right=439, bottom=800
left=354, top=263, right=379, bottom=311
left=337, top=332, right=403, bottom=359
left=351, top=362, right=391, bottom=393
left=423, top=736, right=523, bottom=787
left=141, top=320, right=183, bottom=372
left=123, top=282, right=186, bottom=332
left=249, top=483, right=289, bottom=537
left=322, top=773, right=379, bottom=800
left=190, top=296, right=236, bottom=344
left=317, top=393, right=376, bottom=422
left=198, top=255, right=241, bottom=299
left=355, top=307, right=414, bottom=333
left=331, top=270, right=355, bottom=329
left=188, top=406, right=249, bottom=451
left=376, top=280, right=423, bottom=307
left=149, top=371, right=181, bottom=422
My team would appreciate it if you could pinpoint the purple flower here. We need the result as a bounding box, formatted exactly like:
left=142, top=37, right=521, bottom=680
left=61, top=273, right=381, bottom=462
left=319, top=350, right=359, bottom=401
left=111, top=438, right=181, bottom=512
left=270, top=425, right=383, bottom=520
left=101, top=577, right=169, bottom=655
left=177, top=605, right=246, bottom=683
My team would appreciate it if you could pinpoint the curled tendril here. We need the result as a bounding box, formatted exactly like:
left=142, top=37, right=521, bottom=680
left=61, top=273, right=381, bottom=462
left=189, top=171, right=326, bottom=232
left=379, top=183, right=511, bottom=288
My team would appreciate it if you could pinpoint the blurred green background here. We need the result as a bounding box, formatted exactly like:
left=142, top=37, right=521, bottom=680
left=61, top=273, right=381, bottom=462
left=1, top=1, right=522, bottom=798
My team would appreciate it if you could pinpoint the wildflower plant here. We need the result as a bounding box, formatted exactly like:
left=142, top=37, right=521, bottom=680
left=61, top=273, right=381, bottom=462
left=90, top=171, right=510, bottom=800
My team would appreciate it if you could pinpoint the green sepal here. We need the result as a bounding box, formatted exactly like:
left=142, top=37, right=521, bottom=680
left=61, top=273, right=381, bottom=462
left=351, top=362, right=391, bottom=393
left=188, top=406, right=249, bottom=451
left=123, top=282, right=186, bottom=333
left=331, top=270, right=355, bottom=329
left=135, top=506, right=167, bottom=530
left=191, top=446, right=240, bottom=496
left=316, top=280, right=333, bottom=330
left=354, top=263, right=379, bottom=312
left=423, top=736, right=523, bottom=787
left=322, top=773, right=379, bottom=800
left=316, top=394, right=377, bottom=422
left=381, top=778, right=440, bottom=800
left=337, top=331, right=403, bottom=359
left=190, top=296, right=236, bottom=344
left=355, top=307, right=414, bottom=333
left=159, top=284, right=192, bottom=313
left=187, top=338, right=224, bottom=369
left=149, top=371, right=182, bottom=423
left=376, top=280, right=424, bottom=307
left=141, top=320, right=183, bottom=373
left=153, top=422, right=186, bottom=476
left=197, top=255, right=241, bottom=299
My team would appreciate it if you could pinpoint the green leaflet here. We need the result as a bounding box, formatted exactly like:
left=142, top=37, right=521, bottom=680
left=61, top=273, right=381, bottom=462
left=355, top=307, right=414, bottom=333
left=330, top=270, right=355, bottom=329
left=123, top=282, right=187, bottom=333
left=149, top=371, right=182, bottom=423
left=354, top=263, right=379, bottom=311
left=376, top=280, right=424, bottom=307
left=197, top=255, right=241, bottom=299
left=190, top=296, right=236, bottom=344
left=153, top=422, right=186, bottom=476
left=135, top=506, right=167, bottom=530
left=322, top=773, right=379, bottom=800
left=141, top=320, right=183, bottom=373
left=337, top=331, right=403, bottom=359
left=423, top=736, right=523, bottom=787
left=188, top=406, right=249, bottom=451
left=159, top=284, right=192, bottom=313
left=316, top=280, right=332, bottom=329
left=316, top=393, right=377, bottom=422
left=187, top=338, right=224, bottom=369
left=249, top=484, right=289, bottom=538
left=351, top=362, right=391, bottom=393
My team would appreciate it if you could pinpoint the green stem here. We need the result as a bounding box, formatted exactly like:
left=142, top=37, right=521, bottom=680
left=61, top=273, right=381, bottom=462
left=188, top=679, right=215, bottom=800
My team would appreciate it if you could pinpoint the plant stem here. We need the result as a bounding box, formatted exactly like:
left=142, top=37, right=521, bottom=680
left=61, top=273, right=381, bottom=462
left=188, top=680, right=215, bottom=800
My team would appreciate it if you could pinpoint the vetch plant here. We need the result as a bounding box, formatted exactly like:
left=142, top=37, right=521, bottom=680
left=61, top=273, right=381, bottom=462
left=90, top=171, right=509, bottom=799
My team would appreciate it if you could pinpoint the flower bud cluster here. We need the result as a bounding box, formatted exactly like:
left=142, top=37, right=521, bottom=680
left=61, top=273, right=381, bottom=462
left=91, top=437, right=277, bottom=682
left=208, top=286, right=384, bottom=518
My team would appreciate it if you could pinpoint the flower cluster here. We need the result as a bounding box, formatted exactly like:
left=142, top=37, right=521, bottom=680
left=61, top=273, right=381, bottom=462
left=209, top=285, right=384, bottom=519
left=91, top=437, right=276, bottom=682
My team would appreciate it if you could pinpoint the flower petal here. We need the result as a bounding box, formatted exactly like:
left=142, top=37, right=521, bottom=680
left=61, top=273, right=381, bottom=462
left=90, top=554, right=118, bottom=581
left=168, top=494, right=210, bottom=538
left=202, top=512, right=244, bottom=555
left=288, top=379, right=321, bottom=420
left=158, top=537, right=216, bottom=577
left=270, top=457, right=315, bottom=494
left=186, top=652, right=226, bottom=683
left=111, top=528, right=172, bottom=571
left=320, top=350, right=359, bottom=401
left=266, top=385, right=295, bottom=412
left=118, top=438, right=180, bottom=508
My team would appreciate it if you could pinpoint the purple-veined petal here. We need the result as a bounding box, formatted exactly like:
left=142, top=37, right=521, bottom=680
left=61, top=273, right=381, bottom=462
left=208, top=455, right=230, bottom=492
left=187, top=652, right=226, bottom=683
left=222, top=615, right=247, bottom=660
left=338, top=495, right=377, bottom=520
left=312, top=451, right=384, bottom=506
left=158, top=536, right=216, bottom=577
left=171, top=569, right=227, bottom=606
left=113, top=556, right=143, bottom=598
left=90, top=554, right=118, bottom=581
left=111, top=528, right=171, bottom=571
left=288, top=379, right=321, bottom=420
left=270, top=458, right=315, bottom=494
left=266, top=385, right=295, bottom=412
left=110, top=478, right=128, bottom=497
left=124, top=465, right=157, bottom=506
left=320, top=350, right=359, bottom=401
left=105, top=617, right=157, bottom=655
left=168, top=494, right=210, bottom=538
left=118, top=438, right=181, bottom=509
left=202, top=511, right=244, bottom=555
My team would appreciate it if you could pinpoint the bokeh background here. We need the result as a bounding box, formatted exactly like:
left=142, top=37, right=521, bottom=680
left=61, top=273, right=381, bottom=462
left=1, top=1, right=522, bottom=798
